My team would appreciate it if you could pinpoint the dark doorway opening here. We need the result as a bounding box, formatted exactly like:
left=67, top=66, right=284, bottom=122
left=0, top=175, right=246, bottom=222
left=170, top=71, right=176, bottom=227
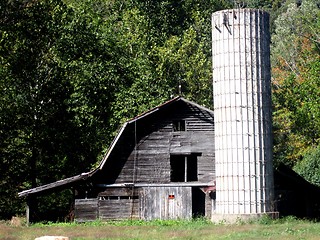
left=170, top=154, right=198, bottom=182
left=192, top=187, right=205, bottom=218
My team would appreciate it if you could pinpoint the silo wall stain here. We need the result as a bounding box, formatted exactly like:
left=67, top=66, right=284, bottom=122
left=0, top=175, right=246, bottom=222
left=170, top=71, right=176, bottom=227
left=211, top=8, right=277, bottom=222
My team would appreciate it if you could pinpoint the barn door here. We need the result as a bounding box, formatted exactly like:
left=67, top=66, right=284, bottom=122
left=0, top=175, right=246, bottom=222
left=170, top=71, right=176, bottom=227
left=192, top=187, right=205, bottom=217
left=141, top=187, right=192, bottom=220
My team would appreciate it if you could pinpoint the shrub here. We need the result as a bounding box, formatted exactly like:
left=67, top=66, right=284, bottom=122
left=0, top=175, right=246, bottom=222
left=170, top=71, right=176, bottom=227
left=294, top=145, right=320, bottom=187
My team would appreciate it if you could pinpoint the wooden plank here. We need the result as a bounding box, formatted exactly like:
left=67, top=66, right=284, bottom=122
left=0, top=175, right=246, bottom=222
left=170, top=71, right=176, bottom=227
left=98, top=188, right=141, bottom=197
left=142, top=187, right=192, bottom=220
left=99, top=199, right=139, bottom=220
left=100, top=100, right=216, bottom=190
left=75, top=199, right=98, bottom=222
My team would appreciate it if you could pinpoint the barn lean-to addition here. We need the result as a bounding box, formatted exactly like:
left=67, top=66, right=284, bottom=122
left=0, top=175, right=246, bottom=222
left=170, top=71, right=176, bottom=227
left=19, top=96, right=217, bottom=222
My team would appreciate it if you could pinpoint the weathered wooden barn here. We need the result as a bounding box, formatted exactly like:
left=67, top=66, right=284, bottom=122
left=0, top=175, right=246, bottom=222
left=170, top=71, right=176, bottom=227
left=19, top=97, right=217, bottom=222
left=19, top=96, right=320, bottom=222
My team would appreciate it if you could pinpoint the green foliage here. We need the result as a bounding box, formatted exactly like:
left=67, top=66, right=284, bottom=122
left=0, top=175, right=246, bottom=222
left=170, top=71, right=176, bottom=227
left=272, top=0, right=320, bottom=166
left=271, top=1, right=320, bottom=76
left=0, top=0, right=319, bottom=221
left=0, top=0, right=77, bottom=218
left=153, top=27, right=212, bottom=107
left=232, top=0, right=273, bottom=9
left=30, top=218, right=212, bottom=227
left=294, top=146, right=320, bottom=187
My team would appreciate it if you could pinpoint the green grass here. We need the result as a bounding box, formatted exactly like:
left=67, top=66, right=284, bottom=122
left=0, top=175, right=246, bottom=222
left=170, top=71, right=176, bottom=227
left=1, top=217, right=320, bottom=240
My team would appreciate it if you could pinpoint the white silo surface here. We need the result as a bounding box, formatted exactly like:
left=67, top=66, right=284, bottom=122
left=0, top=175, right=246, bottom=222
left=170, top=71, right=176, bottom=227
left=212, top=8, right=276, bottom=221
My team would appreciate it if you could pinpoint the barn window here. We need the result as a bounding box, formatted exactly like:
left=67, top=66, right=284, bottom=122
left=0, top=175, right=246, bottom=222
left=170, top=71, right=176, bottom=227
left=170, top=154, right=198, bottom=182
left=173, top=120, right=186, bottom=131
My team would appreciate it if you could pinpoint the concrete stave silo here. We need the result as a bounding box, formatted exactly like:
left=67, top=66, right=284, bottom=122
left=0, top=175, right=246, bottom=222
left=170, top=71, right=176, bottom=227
left=212, top=8, right=277, bottom=222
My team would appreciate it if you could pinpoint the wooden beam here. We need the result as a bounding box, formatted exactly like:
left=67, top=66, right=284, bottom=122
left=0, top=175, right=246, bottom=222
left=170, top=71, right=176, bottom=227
left=26, top=202, right=30, bottom=226
left=96, top=182, right=214, bottom=188
left=184, top=156, right=188, bottom=182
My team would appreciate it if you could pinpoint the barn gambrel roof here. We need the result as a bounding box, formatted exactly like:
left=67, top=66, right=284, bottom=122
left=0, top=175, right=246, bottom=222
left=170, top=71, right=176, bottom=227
left=18, top=96, right=214, bottom=197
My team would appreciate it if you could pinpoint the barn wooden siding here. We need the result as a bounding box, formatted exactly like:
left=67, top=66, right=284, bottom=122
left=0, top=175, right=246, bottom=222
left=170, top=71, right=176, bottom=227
left=98, top=188, right=140, bottom=220
left=74, top=199, right=139, bottom=222
left=75, top=187, right=187, bottom=222
left=75, top=188, right=140, bottom=221
left=141, top=187, right=192, bottom=220
left=76, top=99, right=216, bottom=221
left=75, top=186, right=215, bottom=221
left=74, top=199, right=98, bottom=222
left=95, top=101, right=215, bottom=185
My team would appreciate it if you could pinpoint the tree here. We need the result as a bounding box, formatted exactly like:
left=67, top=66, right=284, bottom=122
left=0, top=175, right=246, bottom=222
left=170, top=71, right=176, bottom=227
left=0, top=0, right=118, bottom=219
left=271, top=0, right=320, bottom=166
left=0, top=0, right=76, bottom=218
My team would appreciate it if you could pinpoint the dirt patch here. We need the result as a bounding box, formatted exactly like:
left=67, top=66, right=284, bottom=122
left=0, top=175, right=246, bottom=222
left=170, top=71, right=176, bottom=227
left=0, top=222, right=20, bottom=240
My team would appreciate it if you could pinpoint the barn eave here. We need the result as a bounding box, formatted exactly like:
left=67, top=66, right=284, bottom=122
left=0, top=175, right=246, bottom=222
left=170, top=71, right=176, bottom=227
left=18, top=171, right=95, bottom=197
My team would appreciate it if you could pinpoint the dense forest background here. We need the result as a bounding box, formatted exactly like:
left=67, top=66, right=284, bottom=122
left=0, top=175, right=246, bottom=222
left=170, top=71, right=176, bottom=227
left=0, top=0, right=319, bottom=220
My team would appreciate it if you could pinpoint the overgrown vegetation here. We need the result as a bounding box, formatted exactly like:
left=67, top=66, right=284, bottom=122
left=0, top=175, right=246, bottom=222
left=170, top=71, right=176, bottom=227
left=0, top=0, right=319, bottom=221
